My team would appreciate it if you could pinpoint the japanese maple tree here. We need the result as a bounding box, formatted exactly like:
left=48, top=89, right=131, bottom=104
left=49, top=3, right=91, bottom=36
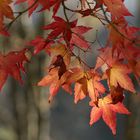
left=0, top=0, right=140, bottom=135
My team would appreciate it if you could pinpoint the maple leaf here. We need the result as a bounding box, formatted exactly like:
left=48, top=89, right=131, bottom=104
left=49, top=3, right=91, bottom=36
left=62, top=67, right=87, bottom=103
left=103, top=0, right=132, bottom=17
left=95, top=47, right=120, bottom=71
left=38, top=67, right=72, bottom=102
left=108, top=17, right=139, bottom=47
left=38, top=67, right=60, bottom=101
left=119, top=45, right=140, bottom=80
left=43, top=17, right=91, bottom=49
left=28, top=36, right=54, bottom=54
left=109, top=62, right=135, bottom=93
left=110, top=86, right=124, bottom=104
left=71, top=26, right=91, bottom=49
left=38, top=55, right=72, bottom=102
left=107, top=18, right=127, bottom=46
left=66, top=68, right=105, bottom=103
left=66, top=67, right=85, bottom=83
left=0, top=49, right=28, bottom=90
left=0, top=0, right=14, bottom=32
left=87, top=72, right=106, bottom=101
left=43, top=17, right=77, bottom=41
left=37, top=44, right=72, bottom=101
left=74, top=77, right=87, bottom=103
left=50, top=55, right=67, bottom=78
left=90, top=95, right=130, bottom=135
left=48, top=43, right=71, bottom=66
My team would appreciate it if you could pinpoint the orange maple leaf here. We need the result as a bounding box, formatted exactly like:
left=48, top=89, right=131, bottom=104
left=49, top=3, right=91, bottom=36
left=66, top=68, right=105, bottom=103
left=62, top=67, right=86, bottom=103
left=0, top=0, right=14, bottom=31
left=109, top=62, right=135, bottom=93
left=48, top=43, right=71, bottom=66
left=38, top=67, right=72, bottom=102
left=90, top=95, right=130, bottom=135
left=87, top=73, right=106, bottom=102
left=95, top=47, right=120, bottom=71
left=74, top=77, right=87, bottom=103
left=103, top=0, right=132, bottom=17
left=38, top=55, right=72, bottom=102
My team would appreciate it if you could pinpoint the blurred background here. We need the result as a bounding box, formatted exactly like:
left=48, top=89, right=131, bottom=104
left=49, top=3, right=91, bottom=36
left=0, top=0, right=140, bottom=140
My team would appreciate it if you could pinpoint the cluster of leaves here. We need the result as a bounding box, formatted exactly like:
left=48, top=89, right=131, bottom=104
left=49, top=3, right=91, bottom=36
left=0, top=0, right=140, bottom=135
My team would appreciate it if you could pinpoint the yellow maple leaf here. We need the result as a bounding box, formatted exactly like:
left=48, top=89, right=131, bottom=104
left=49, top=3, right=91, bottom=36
left=110, top=63, right=135, bottom=93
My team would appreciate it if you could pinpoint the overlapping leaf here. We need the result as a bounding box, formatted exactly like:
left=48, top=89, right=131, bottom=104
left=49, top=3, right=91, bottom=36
left=109, top=62, right=135, bottom=93
left=43, top=16, right=76, bottom=41
left=38, top=55, right=72, bottom=102
left=43, top=17, right=91, bottom=49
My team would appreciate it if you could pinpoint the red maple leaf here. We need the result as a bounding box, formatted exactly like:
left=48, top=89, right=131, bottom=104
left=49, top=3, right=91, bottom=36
left=44, top=17, right=91, bottom=49
left=43, top=16, right=77, bottom=42
left=28, top=36, right=54, bottom=54
left=71, top=26, right=92, bottom=49
left=0, top=49, right=28, bottom=90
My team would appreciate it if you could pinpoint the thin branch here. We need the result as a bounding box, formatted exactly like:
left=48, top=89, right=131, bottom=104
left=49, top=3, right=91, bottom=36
left=6, top=0, right=38, bottom=29
left=100, top=6, right=140, bottom=45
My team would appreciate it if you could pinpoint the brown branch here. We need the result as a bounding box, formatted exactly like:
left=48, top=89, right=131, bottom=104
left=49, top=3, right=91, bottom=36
left=100, top=6, right=139, bottom=45
left=6, top=0, right=38, bottom=29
